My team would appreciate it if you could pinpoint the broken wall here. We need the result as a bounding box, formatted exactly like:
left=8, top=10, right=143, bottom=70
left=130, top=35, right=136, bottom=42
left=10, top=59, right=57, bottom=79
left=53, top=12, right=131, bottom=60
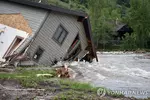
left=27, top=11, right=88, bottom=65
left=0, top=24, right=28, bottom=61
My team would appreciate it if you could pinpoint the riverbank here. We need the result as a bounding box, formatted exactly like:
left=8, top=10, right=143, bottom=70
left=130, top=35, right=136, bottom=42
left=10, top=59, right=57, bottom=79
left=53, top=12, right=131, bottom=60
left=0, top=67, right=148, bottom=100
left=97, top=48, right=150, bottom=53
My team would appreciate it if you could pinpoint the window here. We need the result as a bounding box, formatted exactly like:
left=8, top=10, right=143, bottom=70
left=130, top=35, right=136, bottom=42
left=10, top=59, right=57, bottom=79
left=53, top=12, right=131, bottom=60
left=53, top=25, right=68, bottom=45
left=33, top=47, right=44, bottom=61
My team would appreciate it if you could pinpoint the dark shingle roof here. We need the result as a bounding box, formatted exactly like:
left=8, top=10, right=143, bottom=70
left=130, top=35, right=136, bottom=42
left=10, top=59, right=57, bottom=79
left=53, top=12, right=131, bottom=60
left=4, top=0, right=88, bottom=17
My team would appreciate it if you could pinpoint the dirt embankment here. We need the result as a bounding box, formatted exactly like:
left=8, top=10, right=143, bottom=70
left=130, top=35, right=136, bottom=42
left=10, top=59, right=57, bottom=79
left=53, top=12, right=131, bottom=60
left=0, top=66, right=149, bottom=100
left=0, top=79, right=148, bottom=100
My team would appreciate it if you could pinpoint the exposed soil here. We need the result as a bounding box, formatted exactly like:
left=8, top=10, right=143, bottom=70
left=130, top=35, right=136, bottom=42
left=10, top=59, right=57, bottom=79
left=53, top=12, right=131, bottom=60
left=0, top=79, right=147, bottom=100
left=0, top=79, right=40, bottom=100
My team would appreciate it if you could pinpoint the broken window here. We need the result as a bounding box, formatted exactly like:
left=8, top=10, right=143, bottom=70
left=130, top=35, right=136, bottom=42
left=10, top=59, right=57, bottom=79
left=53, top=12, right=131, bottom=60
left=53, top=25, right=68, bottom=45
left=64, top=34, right=81, bottom=61
left=33, top=47, right=44, bottom=61
left=6, top=36, right=23, bottom=56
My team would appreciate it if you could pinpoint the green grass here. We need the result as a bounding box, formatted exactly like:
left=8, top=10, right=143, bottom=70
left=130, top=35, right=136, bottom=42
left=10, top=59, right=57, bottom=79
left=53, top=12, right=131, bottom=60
left=53, top=90, right=98, bottom=100
left=0, top=67, right=56, bottom=87
left=48, top=0, right=70, bottom=9
left=47, top=0, right=88, bottom=12
left=50, top=79, right=124, bottom=99
left=0, top=67, right=125, bottom=99
left=58, top=79, right=98, bottom=92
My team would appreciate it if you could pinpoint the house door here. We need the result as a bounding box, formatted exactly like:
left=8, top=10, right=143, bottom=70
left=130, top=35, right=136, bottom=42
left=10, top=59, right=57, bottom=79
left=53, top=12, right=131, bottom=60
left=3, top=36, right=23, bottom=58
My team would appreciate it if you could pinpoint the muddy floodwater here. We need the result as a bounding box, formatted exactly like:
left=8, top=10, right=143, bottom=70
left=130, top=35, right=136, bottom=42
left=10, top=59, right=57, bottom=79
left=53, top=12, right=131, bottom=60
left=71, top=52, right=150, bottom=99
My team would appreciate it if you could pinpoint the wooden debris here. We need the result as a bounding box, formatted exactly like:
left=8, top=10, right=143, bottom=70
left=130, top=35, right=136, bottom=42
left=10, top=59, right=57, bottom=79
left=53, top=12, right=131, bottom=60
left=56, top=64, right=70, bottom=78
left=0, top=68, right=15, bottom=72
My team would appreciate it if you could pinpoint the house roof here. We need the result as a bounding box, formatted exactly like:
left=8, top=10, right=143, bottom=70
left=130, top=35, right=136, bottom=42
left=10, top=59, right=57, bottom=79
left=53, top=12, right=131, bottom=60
left=0, top=13, right=32, bottom=34
left=3, top=0, right=98, bottom=61
left=4, top=0, right=88, bottom=17
left=115, top=24, right=126, bottom=31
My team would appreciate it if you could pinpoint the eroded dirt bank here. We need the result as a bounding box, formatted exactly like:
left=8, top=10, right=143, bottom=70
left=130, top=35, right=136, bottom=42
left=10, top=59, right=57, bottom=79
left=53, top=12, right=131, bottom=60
left=0, top=79, right=146, bottom=100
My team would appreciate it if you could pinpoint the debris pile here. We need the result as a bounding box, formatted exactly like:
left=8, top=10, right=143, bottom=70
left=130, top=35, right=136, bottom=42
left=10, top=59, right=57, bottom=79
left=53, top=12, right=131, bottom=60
left=0, top=62, right=9, bottom=68
left=56, top=64, right=70, bottom=78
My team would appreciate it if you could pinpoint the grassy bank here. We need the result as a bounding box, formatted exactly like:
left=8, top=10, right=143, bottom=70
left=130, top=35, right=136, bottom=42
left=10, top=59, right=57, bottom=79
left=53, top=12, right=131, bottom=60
left=0, top=67, right=56, bottom=87
left=0, top=67, right=149, bottom=100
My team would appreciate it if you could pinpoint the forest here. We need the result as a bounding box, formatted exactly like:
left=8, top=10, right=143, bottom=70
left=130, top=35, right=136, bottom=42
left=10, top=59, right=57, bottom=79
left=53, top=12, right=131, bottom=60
left=27, top=0, right=150, bottom=50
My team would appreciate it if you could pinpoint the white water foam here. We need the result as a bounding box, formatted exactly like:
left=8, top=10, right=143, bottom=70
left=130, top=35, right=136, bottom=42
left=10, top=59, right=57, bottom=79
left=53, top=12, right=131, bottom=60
left=69, top=52, right=150, bottom=98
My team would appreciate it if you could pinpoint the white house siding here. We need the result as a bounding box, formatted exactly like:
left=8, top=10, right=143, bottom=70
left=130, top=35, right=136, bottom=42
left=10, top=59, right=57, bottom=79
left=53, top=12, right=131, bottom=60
left=0, top=24, right=28, bottom=61
left=0, top=1, right=49, bottom=54
left=28, top=11, right=88, bottom=65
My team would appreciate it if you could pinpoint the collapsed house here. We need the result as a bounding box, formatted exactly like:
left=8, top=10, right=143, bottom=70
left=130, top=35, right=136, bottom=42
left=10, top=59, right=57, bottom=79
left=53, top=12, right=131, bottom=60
left=0, top=14, right=32, bottom=62
left=0, top=0, right=98, bottom=66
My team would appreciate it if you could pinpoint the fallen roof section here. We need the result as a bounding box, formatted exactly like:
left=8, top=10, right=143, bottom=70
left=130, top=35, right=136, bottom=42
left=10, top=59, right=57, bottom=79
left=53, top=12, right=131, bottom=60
left=2, top=0, right=98, bottom=61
